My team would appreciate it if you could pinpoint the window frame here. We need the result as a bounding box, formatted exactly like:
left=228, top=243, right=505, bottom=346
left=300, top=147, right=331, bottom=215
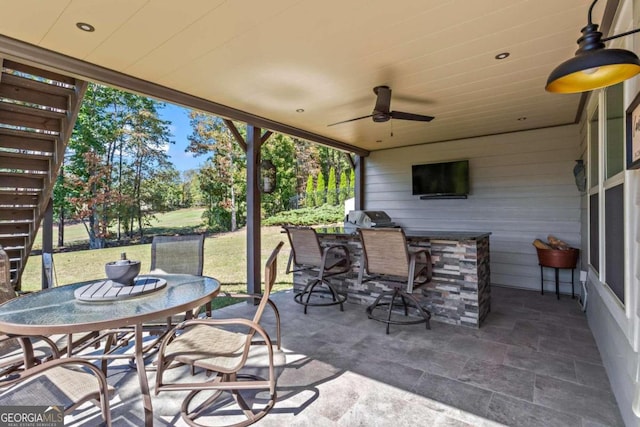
left=587, top=83, right=626, bottom=310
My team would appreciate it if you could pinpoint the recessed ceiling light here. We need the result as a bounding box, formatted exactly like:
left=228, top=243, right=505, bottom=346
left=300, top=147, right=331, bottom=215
left=495, top=52, right=510, bottom=60
left=76, top=22, right=95, bottom=32
left=296, top=108, right=304, bottom=113
left=517, top=116, right=527, bottom=121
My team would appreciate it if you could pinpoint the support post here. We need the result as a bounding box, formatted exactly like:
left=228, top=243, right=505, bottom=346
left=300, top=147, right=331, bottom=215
left=355, top=155, right=365, bottom=210
left=41, top=199, right=53, bottom=289
left=246, top=125, right=262, bottom=298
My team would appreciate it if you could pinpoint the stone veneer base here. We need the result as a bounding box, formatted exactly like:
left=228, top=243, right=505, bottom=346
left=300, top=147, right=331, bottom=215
left=292, top=231, right=491, bottom=328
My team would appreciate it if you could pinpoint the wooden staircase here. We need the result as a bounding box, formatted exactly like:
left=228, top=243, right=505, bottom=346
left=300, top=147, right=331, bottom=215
left=0, top=59, right=86, bottom=290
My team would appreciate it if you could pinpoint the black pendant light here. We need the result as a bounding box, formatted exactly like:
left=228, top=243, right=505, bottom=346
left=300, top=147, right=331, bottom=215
left=546, top=0, right=640, bottom=93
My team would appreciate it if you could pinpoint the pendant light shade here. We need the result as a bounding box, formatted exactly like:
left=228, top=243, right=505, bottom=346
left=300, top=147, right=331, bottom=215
left=546, top=48, right=640, bottom=93
left=546, top=0, right=640, bottom=93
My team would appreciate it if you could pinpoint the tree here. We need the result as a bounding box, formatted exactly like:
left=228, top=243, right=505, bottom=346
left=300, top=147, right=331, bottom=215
left=198, top=161, right=233, bottom=231
left=326, top=167, right=337, bottom=205
left=315, top=172, right=326, bottom=206
left=338, top=170, right=348, bottom=206
left=53, top=163, right=73, bottom=247
left=62, top=83, right=174, bottom=247
left=261, top=134, right=298, bottom=216
left=187, top=114, right=246, bottom=232
left=186, top=171, right=205, bottom=207
left=124, top=105, right=174, bottom=237
left=180, top=169, right=201, bottom=207
left=305, top=175, right=315, bottom=207
left=349, top=168, right=355, bottom=198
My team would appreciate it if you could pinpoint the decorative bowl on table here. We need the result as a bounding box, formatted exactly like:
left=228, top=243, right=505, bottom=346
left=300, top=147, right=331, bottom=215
left=105, top=253, right=141, bottom=286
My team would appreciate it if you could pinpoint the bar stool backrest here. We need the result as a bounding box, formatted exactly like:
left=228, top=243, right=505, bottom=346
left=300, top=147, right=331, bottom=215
left=359, top=228, right=410, bottom=278
left=285, top=227, right=323, bottom=267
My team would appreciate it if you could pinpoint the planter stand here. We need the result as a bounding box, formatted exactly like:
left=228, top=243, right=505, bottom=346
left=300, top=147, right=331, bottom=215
left=536, top=248, right=579, bottom=300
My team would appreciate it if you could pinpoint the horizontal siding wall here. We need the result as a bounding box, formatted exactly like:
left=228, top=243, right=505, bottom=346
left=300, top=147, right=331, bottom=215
left=364, top=125, right=582, bottom=292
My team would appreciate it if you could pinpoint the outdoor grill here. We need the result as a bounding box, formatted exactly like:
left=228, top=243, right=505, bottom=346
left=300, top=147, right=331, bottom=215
left=344, top=210, right=397, bottom=231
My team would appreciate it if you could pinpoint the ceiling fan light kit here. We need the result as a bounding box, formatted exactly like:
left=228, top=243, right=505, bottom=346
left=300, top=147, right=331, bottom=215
left=546, top=0, right=640, bottom=93
left=328, top=85, right=434, bottom=126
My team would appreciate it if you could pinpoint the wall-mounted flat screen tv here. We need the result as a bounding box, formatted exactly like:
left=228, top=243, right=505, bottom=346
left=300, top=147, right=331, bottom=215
left=411, top=160, right=469, bottom=198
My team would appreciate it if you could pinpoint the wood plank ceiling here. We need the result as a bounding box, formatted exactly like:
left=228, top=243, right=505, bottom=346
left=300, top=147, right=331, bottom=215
left=0, top=0, right=608, bottom=152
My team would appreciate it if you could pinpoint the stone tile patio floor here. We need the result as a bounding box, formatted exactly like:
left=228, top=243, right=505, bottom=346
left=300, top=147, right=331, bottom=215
left=67, top=285, right=624, bottom=427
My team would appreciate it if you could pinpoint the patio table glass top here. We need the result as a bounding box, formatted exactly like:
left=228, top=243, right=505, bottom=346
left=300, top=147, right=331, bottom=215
left=0, top=274, right=220, bottom=335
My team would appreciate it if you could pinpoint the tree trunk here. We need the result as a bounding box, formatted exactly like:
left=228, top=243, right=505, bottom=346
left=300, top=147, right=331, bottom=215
left=88, top=213, right=105, bottom=249
left=230, top=184, right=237, bottom=231
left=57, top=207, right=64, bottom=247
left=135, top=154, right=144, bottom=238
left=117, top=140, right=122, bottom=241
left=229, top=152, right=237, bottom=231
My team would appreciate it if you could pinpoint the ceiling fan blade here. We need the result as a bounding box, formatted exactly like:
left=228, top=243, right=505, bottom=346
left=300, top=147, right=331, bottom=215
left=390, top=111, right=435, bottom=122
left=373, top=86, right=392, bottom=114
left=327, top=114, right=373, bottom=127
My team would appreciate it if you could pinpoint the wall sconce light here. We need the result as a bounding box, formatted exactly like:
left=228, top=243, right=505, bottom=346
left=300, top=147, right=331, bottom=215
left=546, top=0, right=640, bottom=93
left=260, top=159, right=276, bottom=194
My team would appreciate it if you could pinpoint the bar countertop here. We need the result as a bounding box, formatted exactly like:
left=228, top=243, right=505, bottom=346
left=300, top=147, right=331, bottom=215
left=315, top=227, right=491, bottom=241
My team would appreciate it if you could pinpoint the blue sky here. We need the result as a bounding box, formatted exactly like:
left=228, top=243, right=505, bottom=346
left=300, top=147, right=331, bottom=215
left=158, top=103, right=204, bottom=172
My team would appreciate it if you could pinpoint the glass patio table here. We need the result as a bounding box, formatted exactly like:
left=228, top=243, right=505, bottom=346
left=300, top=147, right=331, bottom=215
left=0, top=273, right=220, bottom=426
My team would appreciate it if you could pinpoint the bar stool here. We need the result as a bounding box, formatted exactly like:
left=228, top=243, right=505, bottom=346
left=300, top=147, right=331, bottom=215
left=284, top=226, right=350, bottom=314
left=358, top=228, right=432, bottom=334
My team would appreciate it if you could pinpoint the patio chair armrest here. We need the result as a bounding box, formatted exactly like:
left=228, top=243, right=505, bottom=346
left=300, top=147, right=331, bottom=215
left=321, top=244, right=351, bottom=272
left=175, top=317, right=270, bottom=337
left=408, top=247, right=428, bottom=256
left=325, top=243, right=350, bottom=255
left=216, top=292, right=281, bottom=348
left=408, top=248, right=432, bottom=287
left=408, top=247, right=430, bottom=265
left=159, top=317, right=275, bottom=358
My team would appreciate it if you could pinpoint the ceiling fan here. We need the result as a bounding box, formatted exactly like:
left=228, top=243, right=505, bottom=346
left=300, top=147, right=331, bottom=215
left=328, top=85, right=434, bottom=127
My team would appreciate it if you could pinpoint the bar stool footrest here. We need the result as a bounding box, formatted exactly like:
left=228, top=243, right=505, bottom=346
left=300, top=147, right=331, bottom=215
left=366, top=289, right=431, bottom=334
left=294, top=280, right=347, bottom=314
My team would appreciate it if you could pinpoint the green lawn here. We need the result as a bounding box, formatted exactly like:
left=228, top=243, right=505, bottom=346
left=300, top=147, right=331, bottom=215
left=22, top=209, right=293, bottom=298
left=31, top=208, right=208, bottom=250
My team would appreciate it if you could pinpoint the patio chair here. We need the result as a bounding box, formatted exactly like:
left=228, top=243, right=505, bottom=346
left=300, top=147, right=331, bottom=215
left=358, top=228, right=432, bottom=334
left=284, top=226, right=350, bottom=314
left=0, top=246, right=98, bottom=361
left=101, top=234, right=207, bottom=363
left=0, top=356, right=114, bottom=426
left=155, top=241, right=285, bottom=427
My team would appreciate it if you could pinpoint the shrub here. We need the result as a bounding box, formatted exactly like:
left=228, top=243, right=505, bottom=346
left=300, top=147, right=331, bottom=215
left=304, top=175, right=315, bottom=207
left=339, top=170, right=348, bottom=205
left=326, top=167, right=337, bottom=205
left=349, top=168, right=355, bottom=198
left=263, top=205, right=344, bottom=226
left=315, top=172, right=325, bottom=206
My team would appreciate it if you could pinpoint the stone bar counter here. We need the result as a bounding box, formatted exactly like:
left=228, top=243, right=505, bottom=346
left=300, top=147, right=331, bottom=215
left=292, top=227, right=491, bottom=328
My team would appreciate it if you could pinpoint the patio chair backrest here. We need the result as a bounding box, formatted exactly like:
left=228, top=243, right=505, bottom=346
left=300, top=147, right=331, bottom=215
left=284, top=227, right=323, bottom=267
left=150, top=234, right=205, bottom=275
left=359, top=228, right=410, bottom=278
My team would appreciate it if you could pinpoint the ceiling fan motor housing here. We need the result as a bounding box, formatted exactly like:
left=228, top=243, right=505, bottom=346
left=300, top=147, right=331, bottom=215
left=327, top=85, right=434, bottom=126
left=372, top=112, right=390, bottom=122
